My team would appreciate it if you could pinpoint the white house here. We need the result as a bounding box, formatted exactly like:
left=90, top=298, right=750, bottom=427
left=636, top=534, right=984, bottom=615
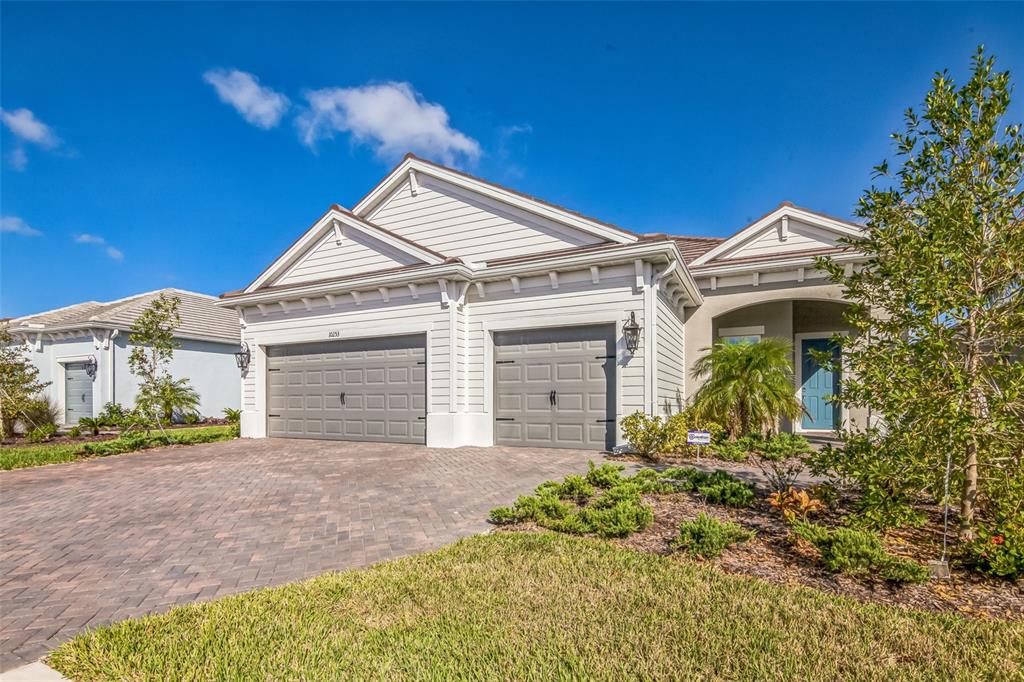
left=218, top=154, right=867, bottom=449
left=7, top=289, right=241, bottom=424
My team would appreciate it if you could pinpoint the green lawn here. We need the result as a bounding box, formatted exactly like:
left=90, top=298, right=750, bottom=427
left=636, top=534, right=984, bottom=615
left=0, top=425, right=236, bottom=471
left=49, top=533, right=1023, bottom=681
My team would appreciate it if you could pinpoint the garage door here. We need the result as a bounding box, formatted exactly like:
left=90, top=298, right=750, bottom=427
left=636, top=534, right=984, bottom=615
left=266, top=335, right=426, bottom=443
left=494, top=325, right=616, bottom=450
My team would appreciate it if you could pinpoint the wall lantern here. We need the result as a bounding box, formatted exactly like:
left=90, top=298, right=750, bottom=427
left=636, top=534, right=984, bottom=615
left=623, top=312, right=642, bottom=355
left=85, top=355, right=98, bottom=379
left=234, top=342, right=251, bottom=371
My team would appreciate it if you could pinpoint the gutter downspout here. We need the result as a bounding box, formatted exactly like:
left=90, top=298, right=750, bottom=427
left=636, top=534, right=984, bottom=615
left=108, top=330, right=119, bottom=407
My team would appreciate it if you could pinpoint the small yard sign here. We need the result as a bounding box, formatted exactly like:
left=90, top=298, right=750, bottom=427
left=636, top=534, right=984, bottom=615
left=687, top=430, right=712, bottom=446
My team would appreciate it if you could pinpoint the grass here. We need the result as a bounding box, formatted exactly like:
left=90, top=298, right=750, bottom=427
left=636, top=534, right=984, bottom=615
left=49, top=533, right=1023, bottom=681
left=0, top=425, right=236, bottom=471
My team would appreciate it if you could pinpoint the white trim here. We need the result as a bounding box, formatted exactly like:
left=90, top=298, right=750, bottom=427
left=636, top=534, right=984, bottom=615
left=244, top=208, right=445, bottom=293
left=793, top=331, right=848, bottom=434
left=689, top=205, right=865, bottom=267
left=354, top=156, right=639, bottom=245
left=719, top=325, right=765, bottom=337
left=53, top=354, right=97, bottom=425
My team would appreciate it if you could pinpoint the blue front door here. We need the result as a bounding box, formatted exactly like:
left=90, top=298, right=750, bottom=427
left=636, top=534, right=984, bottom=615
left=800, top=338, right=840, bottom=430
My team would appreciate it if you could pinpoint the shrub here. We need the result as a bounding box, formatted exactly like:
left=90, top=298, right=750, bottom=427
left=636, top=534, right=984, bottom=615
left=808, top=429, right=927, bottom=531
left=698, top=479, right=756, bottom=508
left=21, top=395, right=60, bottom=430
left=223, top=407, right=242, bottom=424
left=671, top=514, right=754, bottom=559
left=760, top=433, right=813, bottom=460
left=620, top=412, right=670, bottom=458
left=768, top=487, right=826, bottom=522
left=708, top=441, right=748, bottom=462
left=26, top=423, right=57, bottom=443
left=586, top=461, right=626, bottom=489
left=98, top=402, right=130, bottom=427
left=580, top=499, right=654, bottom=538
left=67, top=426, right=82, bottom=438
left=792, top=521, right=928, bottom=583
left=488, top=506, right=520, bottom=525
left=556, top=474, right=595, bottom=502
left=78, top=417, right=102, bottom=436
left=182, top=412, right=202, bottom=425
left=966, top=526, right=1023, bottom=580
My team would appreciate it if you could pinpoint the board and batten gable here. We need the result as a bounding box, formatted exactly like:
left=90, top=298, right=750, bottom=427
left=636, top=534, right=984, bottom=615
left=272, top=225, right=425, bottom=287
left=366, top=174, right=607, bottom=263
left=714, top=217, right=842, bottom=261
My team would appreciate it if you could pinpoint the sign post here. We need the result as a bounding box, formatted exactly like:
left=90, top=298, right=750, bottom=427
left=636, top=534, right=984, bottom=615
left=686, top=430, right=712, bottom=462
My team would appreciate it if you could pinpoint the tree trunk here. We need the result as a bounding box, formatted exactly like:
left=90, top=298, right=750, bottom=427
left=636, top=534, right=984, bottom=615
left=960, top=440, right=978, bottom=540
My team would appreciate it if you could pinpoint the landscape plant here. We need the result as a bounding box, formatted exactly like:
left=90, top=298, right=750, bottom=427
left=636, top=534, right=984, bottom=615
left=0, top=326, right=50, bottom=438
left=815, top=48, right=1024, bottom=544
left=792, top=521, right=929, bottom=583
left=671, top=513, right=755, bottom=559
left=127, top=293, right=201, bottom=429
left=690, top=338, right=803, bottom=439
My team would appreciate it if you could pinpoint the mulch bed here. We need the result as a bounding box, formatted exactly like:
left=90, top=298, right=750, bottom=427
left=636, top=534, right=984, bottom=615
left=1, top=420, right=230, bottom=447
left=498, top=491, right=1023, bottom=621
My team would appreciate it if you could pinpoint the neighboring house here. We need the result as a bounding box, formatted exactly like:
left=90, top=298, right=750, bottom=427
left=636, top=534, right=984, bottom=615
left=218, top=154, right=867, bottom=449
left=7, top=289, right=241, bottom=425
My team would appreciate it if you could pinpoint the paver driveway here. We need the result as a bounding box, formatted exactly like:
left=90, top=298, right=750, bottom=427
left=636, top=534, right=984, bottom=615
left=0, top=438, right=612, bottom=671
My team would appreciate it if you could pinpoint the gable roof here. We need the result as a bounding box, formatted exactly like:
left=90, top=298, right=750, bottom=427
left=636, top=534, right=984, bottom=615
left=353, top=153, right=640, bottom=245
left=8, top=289, right=240, bottom=343
left=243, top=205, right=450, bottom=293
left=687, top=201, right=864, bottom=267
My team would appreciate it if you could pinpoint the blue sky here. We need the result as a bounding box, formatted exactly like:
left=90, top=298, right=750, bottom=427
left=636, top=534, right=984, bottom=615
left=2, top=2, right=1022, bottom=318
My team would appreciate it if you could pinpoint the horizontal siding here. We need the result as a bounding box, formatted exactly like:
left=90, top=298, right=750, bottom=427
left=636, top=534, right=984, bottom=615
left=656, top=292, right=685, bottom=416
left=464, top=265, right=644, bottom=416
left=275, top=229, right=421, bottom=287
left=723, top=219, right=839, bottom=261
left=369, top=176, right=604, bottom=262
left=241, top=286, right=451, bottom=413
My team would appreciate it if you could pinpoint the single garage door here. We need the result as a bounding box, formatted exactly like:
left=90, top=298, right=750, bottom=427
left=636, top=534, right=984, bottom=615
left=266, top=334, right=426, bottom=443
left=494, top=325, right=616, bottom=450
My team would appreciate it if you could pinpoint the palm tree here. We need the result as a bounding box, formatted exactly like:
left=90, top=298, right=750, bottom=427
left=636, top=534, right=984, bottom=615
left=154, top=376, right=201, bottom=423
left=690, top=338, right=803, bottom=438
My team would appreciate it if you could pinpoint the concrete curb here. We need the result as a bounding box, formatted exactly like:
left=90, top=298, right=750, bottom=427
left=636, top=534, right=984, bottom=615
left=0, top=661, right=70, bottom=681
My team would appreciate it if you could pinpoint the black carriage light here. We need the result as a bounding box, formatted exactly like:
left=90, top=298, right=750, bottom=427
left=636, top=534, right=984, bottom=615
left=85, top=355, right=98, bottom=379
left=234, top=342, right=251, bottom=371
left=623, top=311, right=642, bottom=354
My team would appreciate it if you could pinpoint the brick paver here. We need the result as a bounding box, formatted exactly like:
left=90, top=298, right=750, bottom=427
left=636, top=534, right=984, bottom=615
left=0, top=438, right=609, bottom=671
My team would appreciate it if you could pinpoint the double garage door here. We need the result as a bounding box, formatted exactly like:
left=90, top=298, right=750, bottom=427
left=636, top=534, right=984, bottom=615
left=494, top=325, right=616, bottom=450
left=265, top=325, right=615, bottom=450
left=267, top=335, right=426, bottom=444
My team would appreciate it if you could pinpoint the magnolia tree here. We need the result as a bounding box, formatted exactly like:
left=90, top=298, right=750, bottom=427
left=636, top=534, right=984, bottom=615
left=819, top=48, right=1023, bottom=544
left=0, top=326, right=49, bottom=438
left=128, top=293, right=200, bottom=427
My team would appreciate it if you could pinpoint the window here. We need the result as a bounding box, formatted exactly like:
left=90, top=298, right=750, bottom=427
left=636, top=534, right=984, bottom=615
left=721, top=335, right=761, bottom=345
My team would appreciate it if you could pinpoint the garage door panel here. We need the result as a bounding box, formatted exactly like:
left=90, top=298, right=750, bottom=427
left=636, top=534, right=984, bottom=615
left=267, top=334, right=426, bottom=444
left=494, top=325, right=615, bottom=450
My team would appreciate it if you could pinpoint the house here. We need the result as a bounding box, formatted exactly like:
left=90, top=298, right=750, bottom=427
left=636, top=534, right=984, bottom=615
left=6, top=289, right=241, bottom=424
left=218, top=154, right=867, bottom=449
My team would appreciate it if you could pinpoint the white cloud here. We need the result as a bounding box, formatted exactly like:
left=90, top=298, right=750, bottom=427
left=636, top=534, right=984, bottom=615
left=8, top=147, right=27, bottom=171
left=295, top=82, right=481, bottom=165
left=0, top=108, right=59, bottom=148
left=0, top=216, right=42, bottom=237
left=74, top=233, right=124, bottom=261
left=203, top=68, right=290, bottom=129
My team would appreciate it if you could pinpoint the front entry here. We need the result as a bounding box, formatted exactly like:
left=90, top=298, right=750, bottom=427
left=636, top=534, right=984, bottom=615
left=493, top=325, right=616, bottom=450
left=799, top=337, right=840, bottom=431
left=64, top=362, right=94, bottom=424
